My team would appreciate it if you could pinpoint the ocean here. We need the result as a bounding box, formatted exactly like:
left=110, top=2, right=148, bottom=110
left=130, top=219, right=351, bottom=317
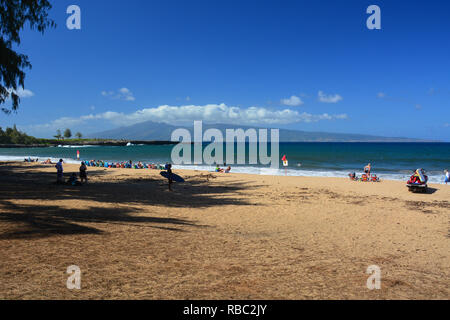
left=0, top=142, right=449, bottom=184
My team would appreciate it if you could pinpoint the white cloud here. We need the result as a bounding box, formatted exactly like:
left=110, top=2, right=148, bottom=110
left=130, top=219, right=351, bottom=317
left=29, top=103, right=348, bottom=131
left=101, top=88, right=135, bottom=101
left=318, top=91, right=343, bottom=103
left=7, top=88, right=34, bottom=99
left=17, top=88, right=34, bottom=98
left=281, top=95, right=304, bottom=106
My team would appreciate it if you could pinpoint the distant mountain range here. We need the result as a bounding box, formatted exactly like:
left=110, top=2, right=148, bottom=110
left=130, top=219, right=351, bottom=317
left=88, top=121, right=434, bottom=142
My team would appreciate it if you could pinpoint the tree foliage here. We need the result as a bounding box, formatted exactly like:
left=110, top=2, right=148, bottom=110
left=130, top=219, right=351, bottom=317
left=0, top=125, right=41, bottom=144
left=53, top=129, right=61, bottom=140
left=0, top=0, right=55, bottom=114
left=63, top=128, right=71, bottom=138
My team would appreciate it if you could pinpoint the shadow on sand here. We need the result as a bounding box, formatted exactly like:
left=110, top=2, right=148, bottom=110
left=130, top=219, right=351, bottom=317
left=425, top=187, right=438, bottom=194
left=0, top=163, right=258, bottom=239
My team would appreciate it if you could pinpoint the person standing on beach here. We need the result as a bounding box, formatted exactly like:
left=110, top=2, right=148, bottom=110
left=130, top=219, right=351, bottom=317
left=55, top=159, right=64, bottom=184
left=364, top=163, right=371, bottom=177
left=445, top=170, right=449, bottom=184
left=80, top=162, right=88, bottom=184
left=167, top=163, right=173, bottom=191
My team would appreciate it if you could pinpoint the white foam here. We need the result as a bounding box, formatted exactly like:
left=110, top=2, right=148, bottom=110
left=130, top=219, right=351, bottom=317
left=0, top=155, right=81, bottom=165
left=1, top=155, right=447, bottom=185
left=0, top=155, right=28, bottom=162
left=57, top=145, right=95, bottom=148
left=173, top=164, right=447, bottom=184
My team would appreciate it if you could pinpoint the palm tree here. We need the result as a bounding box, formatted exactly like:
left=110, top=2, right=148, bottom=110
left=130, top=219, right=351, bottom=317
left=75, top=132, right=82, bottom=139
left=54, top=129, right=62, bottom=140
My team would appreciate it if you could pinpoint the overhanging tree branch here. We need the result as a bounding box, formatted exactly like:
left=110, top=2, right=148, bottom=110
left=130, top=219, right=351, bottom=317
left=0, top=0, right=55, bottom=114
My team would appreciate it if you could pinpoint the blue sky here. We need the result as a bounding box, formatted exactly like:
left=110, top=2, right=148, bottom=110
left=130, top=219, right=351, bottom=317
left=1, top=0, right=450, bottom=140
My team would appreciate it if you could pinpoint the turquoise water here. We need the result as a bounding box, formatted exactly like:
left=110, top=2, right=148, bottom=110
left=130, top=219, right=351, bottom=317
left=1, top=143, right=449, bottom=183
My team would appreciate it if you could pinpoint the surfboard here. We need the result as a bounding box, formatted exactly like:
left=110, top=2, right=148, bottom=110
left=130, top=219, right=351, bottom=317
left=417, top=170, right=426, bottom=183
left=160, top=171, right=185, bottom=182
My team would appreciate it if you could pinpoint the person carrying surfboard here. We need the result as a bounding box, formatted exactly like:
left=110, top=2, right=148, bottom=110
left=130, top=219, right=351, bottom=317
left=160, top=166, right=184, bottom=187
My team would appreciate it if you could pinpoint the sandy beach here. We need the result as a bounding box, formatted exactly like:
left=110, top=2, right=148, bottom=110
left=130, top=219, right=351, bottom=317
left=0, top=161, right=449, bottom=299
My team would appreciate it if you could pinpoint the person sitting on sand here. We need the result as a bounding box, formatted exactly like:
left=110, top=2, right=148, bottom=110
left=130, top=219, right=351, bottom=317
left=445, top=169, right=449, bottom=184
left=364, top=163, right=371, bottom=177
left=80, top=162, right=88, bottom=184
left=67, top=173, right=76, bottom=184
left=67, top=173, right=81, bottom=186
left=225, top=166, right=231, bottom=173
left=55, top=159, right=64, bottom=184
left=215, top=164, right=224, bottom=173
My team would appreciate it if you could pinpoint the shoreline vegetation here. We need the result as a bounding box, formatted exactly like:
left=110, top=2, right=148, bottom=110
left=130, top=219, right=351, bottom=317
left=0, top=140, right=177, bottom=148
left=0, top=125, right=176, bottom=148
